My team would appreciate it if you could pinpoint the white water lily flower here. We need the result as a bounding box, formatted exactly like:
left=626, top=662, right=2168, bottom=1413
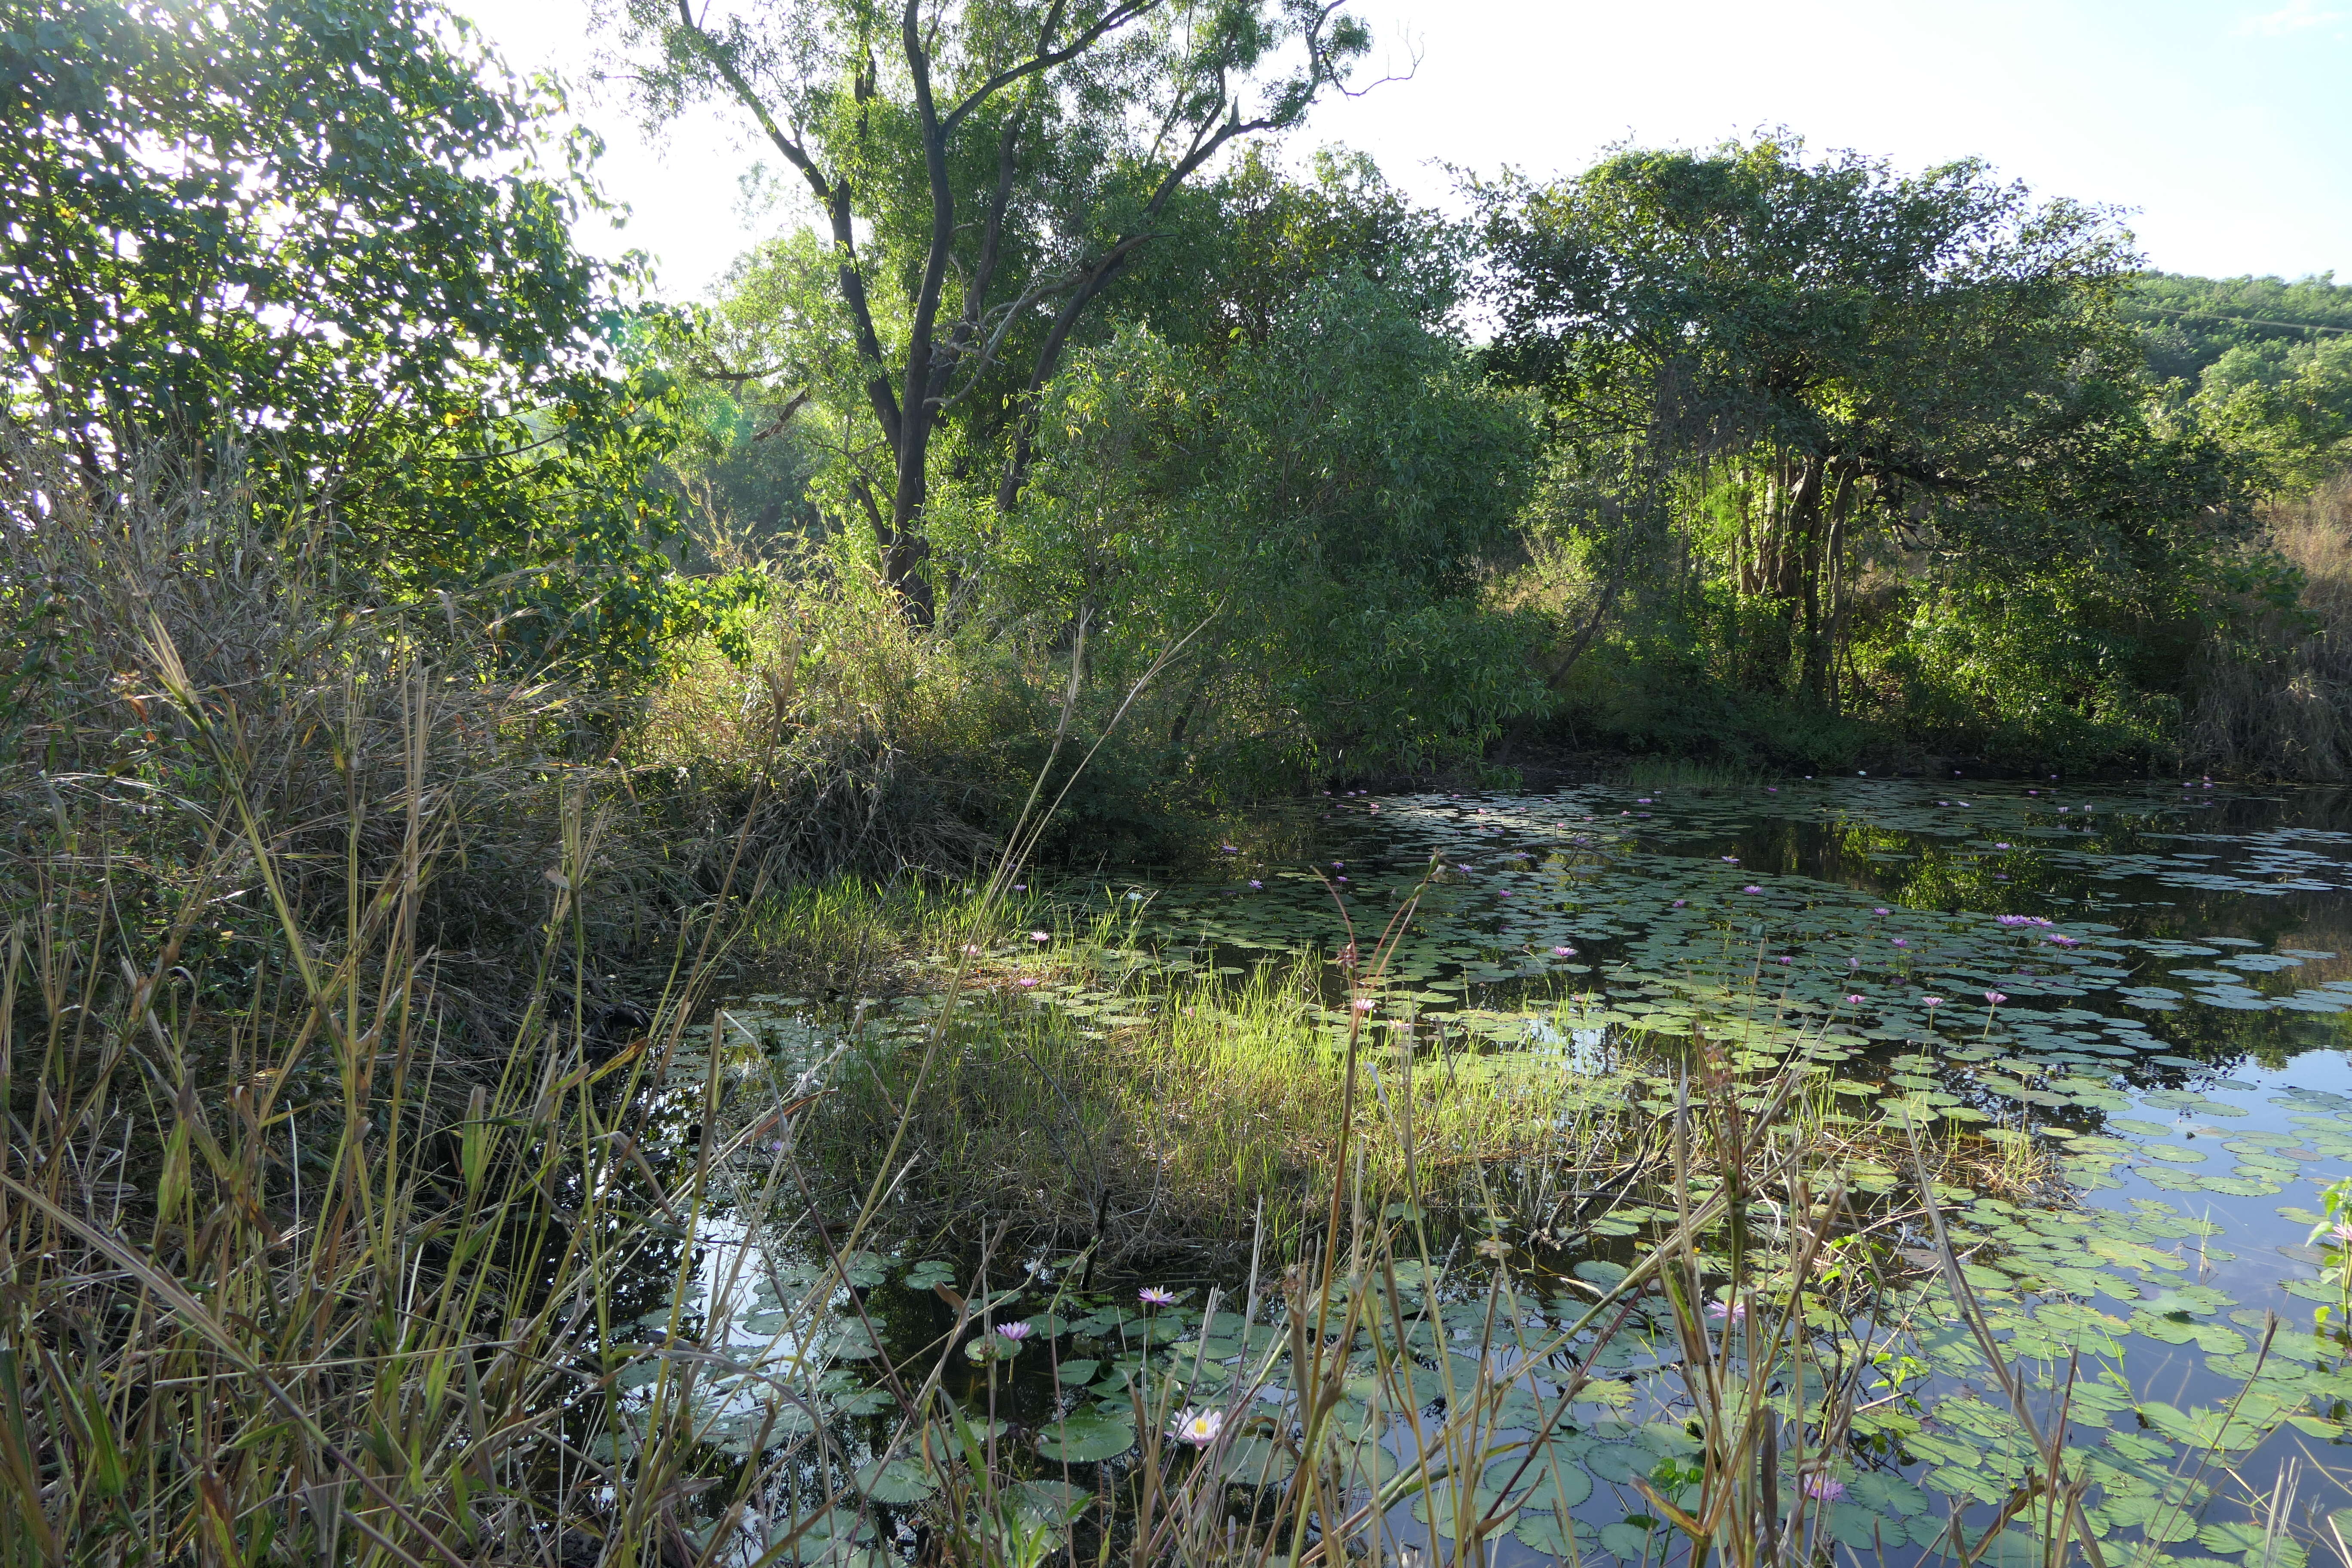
left=1171, top=1408, right=1224, bottom=1447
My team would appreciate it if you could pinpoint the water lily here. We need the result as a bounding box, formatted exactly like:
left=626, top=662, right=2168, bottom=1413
left=1018, top=977, right=1039, bottom=989
left=1172, top=1408, right=1224, bottom=1447
left=1984, top=990, right=2008, bottom=1006
left=1743, top=884, right=1763, bottom=894
left=1031, top=931, right=1051, bottom=942
left=1846, top=994, right=1867, bottom=1005
left=1139, top=1286, right=1178, bottom=1306
left=995, top=1322, right=1032, bottom=1344
left=1994, top=842, right=2012, bottom=850
left=1802, top=1475, right=1847, bottom=1502
left=1351, top=997, right=1376, bottom=1012
left=1874, top=906, right=1890, bottom=915
left=1248, top=879, right=1263, bottom=889
left=1721, top=856, right=1739, bottom=864
left=1671, top=898, right=1687, bottom=908
left=1221, top=844, right=1238, bottom=852
left=1890, top=937, right=1908, bottom=947
left=1848, top=956, right=1861, bottom=968
left=1923, top=996, right=1944, bottom=1009
left=1553, top=946, right=1576, bottom=956
left=1705, top=1300, right=1746, bottom=1323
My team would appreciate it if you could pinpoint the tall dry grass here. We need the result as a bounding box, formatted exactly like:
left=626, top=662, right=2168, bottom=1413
left=629, top=545, right=1049, bottom=888
left=0, top=433, right=691, bottom=1041
left=2188, top=474, right=2352, bottom=780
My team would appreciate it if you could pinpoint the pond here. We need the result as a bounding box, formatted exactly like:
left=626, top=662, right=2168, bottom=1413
left=622, top=778, right=2352, bottom=1568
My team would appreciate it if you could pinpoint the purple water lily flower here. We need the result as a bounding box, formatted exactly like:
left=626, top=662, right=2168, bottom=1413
left=1139, top=1287, right=1178, bottom=1306
left=1803, top=1475, right=1846, bottom=1502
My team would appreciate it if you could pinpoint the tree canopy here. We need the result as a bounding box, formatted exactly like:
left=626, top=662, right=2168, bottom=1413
left=3, top=0, right=759, bottom=678
left=604, top=0, right=1375, bottom=618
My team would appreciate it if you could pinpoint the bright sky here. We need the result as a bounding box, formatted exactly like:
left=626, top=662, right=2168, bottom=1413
left=457, top=0, right=2352, bottom=303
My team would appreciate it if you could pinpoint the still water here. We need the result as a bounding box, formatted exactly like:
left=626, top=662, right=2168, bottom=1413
left=641, top=779, right=2352, bottom=1565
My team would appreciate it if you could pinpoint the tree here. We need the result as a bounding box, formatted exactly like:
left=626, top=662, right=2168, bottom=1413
left=977, top=272, right=1544, bottom=782
left=3, top=0, right=757, bottom=681
left=606, top=0, right=1375, bottom=620
left=1478, top=135, right=2184, bottom=710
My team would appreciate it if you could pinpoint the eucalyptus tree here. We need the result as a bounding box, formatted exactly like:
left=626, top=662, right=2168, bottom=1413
left=1478, top=135, right=2190, bottom=710
left=606, top=0, right=1374, bottom=620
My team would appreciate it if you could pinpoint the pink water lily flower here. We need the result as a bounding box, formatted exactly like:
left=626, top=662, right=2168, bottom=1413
left=1351, top=997, right=1376, bottom=1012
left=1018, top=977, right=1040, bottom=989
left=1846, top=994, right=1866, bottom=1005
left=995, top=1322, right=1032, bottom=1343
left=1553, top=946, right=1577, bottom=956
left=1923, top=996, right=1944, bottom=1008
left=1031, top=931, right=1051, bottom=943
left=1743, top=885, right=1764, bottom=894
left=1984, top=991, right=2008, bottom=1006
left=1890, top=937, right=1908, bottom=947
left=1672, top=899, right=1687, bottom=908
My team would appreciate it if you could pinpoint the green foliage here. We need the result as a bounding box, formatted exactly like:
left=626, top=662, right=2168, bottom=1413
left=609, top=0, right=1374, bottom=613
left=1478, top=134, right=2269, bottom=767
left=3, top=0, right=759, bottom=684
left=2126, top=270, right=2352, bottom=383
left=974, top=273, right=1545, bottom=787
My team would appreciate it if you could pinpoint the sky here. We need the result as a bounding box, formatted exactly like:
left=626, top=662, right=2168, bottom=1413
left=456, top=0, right=2352, bottom=303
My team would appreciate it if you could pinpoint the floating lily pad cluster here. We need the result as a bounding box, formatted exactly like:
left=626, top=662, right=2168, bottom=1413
left=657, top=779, right=2352, bottom=1565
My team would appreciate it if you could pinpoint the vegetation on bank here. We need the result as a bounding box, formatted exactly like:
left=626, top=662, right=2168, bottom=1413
left=8, top=0, right=2352, bottom=1562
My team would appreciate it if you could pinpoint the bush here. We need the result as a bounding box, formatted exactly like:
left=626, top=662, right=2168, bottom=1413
left=0, top=430, right=678, bottom=1038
